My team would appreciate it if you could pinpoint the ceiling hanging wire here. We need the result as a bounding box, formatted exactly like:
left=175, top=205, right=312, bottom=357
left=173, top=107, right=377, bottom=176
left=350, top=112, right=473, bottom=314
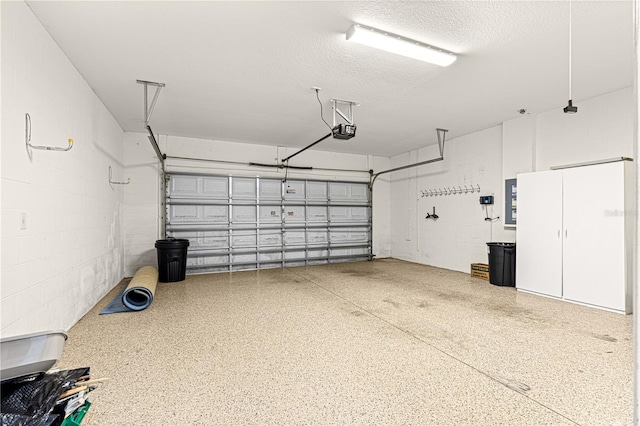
left=315, top=87, right=333, bottom=132
left=564, top=0, right=578, bottom=114
left=569, top=0, right=572, bottom=100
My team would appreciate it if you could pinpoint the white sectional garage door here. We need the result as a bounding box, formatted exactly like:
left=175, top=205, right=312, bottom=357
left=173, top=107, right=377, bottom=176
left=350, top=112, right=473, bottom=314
left=165, top=173, right=372, bottom=273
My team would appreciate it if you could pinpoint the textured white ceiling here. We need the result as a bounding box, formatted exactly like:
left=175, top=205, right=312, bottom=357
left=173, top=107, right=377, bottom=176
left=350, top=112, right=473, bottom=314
left=26, top=1, right=633, bottom=158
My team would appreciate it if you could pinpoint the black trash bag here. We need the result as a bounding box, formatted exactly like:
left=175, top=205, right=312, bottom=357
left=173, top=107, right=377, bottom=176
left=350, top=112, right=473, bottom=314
left=1, top=368, right=89, bottom=426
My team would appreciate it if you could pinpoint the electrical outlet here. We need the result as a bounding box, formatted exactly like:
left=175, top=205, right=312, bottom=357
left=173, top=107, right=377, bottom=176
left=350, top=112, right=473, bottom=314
left=19, top=212, right=27, bottom=230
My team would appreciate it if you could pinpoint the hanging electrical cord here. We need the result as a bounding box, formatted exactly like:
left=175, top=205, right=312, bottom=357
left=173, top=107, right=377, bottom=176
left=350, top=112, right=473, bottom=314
left=483, top=205, right=500, bottom=222
left=315, top=88, right=333, bottom=132
left=283, top=159, right=290, bottom=182
left=564, top=0, right=578, bottom=114
left=569, top=0, right=572, bottom=101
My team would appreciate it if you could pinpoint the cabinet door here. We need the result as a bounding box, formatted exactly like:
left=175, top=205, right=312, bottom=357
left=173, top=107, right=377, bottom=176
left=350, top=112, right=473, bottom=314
left=562, top=162, right=626, bottom=311
left=516, top=171, right=563, bottom=297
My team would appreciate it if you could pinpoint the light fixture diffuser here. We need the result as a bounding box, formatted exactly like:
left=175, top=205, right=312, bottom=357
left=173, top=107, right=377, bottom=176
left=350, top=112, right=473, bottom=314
left=346, top=24, right=456, bottom=67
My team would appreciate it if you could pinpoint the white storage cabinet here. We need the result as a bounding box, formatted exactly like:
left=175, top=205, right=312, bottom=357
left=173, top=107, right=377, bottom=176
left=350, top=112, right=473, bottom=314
left=515, top=160, right=633, bottom=313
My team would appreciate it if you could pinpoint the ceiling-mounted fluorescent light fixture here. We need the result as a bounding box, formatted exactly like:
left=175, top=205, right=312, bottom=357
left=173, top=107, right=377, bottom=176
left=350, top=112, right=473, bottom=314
left=346, top=24, right=456, bottom=67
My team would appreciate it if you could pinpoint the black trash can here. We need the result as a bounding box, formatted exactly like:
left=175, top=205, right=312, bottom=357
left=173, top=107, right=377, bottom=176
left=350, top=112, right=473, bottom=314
left=486, top=242, right=516, bottom=287
left=155, top=238, right=190, bottom=282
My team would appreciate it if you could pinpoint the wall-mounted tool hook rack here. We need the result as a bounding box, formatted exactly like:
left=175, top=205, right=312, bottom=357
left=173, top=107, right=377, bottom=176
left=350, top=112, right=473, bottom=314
left=25, top=113, right=74, bottom=152
left=109, top=166, right=131, bottom=185
left=420, top=184, right=481, bottom=197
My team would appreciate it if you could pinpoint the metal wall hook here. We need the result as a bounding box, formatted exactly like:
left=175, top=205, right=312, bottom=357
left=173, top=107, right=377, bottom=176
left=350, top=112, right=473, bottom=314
left=426, top=206, right=439, bottom=220
left=109, top=166, right=131, bottom=185
left=421, top=184, right=480, bottom=197
left=25, top=113, right=74, bottom=152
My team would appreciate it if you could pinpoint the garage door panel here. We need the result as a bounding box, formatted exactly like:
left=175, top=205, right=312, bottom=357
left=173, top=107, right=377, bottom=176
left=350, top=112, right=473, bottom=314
left=171, top=231, right=228, bottom=249
left=307, top=231, right=328, bottom=244
left=330, top=227, right=369, bottom=244
left=231, top=231, right=256, bottom=248
left=203, top=205, right=228, bottom=223
left=329, top=182, right=368, bottom=202
left=307, top=206, right=328, bottom=222
left=284, top=206, right=305, bottom=223
left=259, top=230, right=281, bottom=247
left=203, top=177, right=229, bottom=198
left=171, top=175, right=200, bottom=196
left=166, top=174, right=371, bottom=274
left=329, top=206, right=368, bottom=223
left=259, top=179, right=281, bottom=199
left=259, top=206, right=281, bottom=223
left=284, top=231, right=305, bottom=245
left=307, top=181, right=327, bottom=200
left=232, top=178, right=257, bottom=199
left=284, top=181, right=305, bottom=200
left=259, top=252, right=282, bottom=262
left=232, top=206, right=257, bottom=223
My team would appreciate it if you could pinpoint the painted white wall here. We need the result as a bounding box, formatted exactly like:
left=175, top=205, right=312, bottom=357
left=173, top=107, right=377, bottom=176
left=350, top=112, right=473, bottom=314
left=390, top=126, right=512, bottom=272
left=535, top=88, right=633, bottom=171
left=123, top=133, right=391, bottom=276
left=1, top=1, right=125, bottom=337
left=393, top=87, right=634, bottom=273
left=122, top=132, right=163, bottom=276
left=503, top=87, right=633, bottom=177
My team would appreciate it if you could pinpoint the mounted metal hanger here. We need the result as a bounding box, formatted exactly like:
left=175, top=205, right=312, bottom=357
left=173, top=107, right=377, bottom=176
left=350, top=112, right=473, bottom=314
left=109, top=166, right=130, bottom=186
left=370, top=128, right=448, bottom=187
left=25, top=113, right=74, bottom=152
left=136, top=80, right=166, bottom=163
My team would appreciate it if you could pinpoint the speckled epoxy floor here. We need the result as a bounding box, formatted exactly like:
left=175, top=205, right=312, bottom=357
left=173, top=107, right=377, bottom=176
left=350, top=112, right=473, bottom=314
left=59, top=259, right=632, bottom=425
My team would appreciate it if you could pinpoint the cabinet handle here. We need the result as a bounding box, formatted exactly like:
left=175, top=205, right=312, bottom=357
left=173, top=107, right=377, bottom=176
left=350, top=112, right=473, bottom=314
left=565, top=229, right=568, bottom=238
left=558, top=230, right=560, bottom=238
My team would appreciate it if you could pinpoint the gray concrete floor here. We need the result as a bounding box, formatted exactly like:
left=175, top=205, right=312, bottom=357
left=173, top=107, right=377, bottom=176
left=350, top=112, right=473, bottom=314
left=59, top=259, right=632, bottom=425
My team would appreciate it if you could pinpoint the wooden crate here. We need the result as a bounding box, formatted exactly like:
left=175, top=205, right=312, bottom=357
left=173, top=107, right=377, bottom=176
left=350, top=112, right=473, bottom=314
left=470, top=263, right=489, bottom=280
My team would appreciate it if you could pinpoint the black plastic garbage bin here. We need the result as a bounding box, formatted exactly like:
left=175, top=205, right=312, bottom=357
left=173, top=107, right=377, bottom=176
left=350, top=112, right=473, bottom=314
left=155, top=238, right=190, bottom=282
left=486, top=242, right=516, bottom=287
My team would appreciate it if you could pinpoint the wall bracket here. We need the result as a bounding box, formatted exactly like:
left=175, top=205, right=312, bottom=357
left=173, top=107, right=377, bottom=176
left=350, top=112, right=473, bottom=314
left=330, top=98, right=359, bottom=127
left=25, top=113, right=74, bottom=152
left=109, top=166, right=130, bottom=185
left=136, top=80, right=165, bottom=125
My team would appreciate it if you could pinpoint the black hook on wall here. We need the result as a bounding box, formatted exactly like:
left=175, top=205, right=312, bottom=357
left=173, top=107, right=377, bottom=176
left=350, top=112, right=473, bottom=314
left=425, top=206, right=439, bottom=220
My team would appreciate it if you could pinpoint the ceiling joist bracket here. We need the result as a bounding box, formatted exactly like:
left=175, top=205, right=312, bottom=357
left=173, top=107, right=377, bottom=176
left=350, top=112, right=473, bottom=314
left=136, top=79, right=166, bottom=125
left=330, top=98, right=359, bottom=126
left=436, top=128, right=448, bottom=157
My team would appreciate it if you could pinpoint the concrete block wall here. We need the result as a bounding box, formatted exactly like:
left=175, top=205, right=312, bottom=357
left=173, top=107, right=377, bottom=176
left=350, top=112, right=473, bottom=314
left=390, top=126, right=513, bottom=272
left=1, top=2, right=125, bottom=336
left=123, top=132, right=163, bottom=276
left=123, top=132, right=391, bottom=276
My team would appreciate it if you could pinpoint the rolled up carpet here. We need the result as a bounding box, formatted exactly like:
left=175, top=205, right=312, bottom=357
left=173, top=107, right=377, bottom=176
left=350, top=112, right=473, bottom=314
left=122, top=266, right=158, bottom=311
